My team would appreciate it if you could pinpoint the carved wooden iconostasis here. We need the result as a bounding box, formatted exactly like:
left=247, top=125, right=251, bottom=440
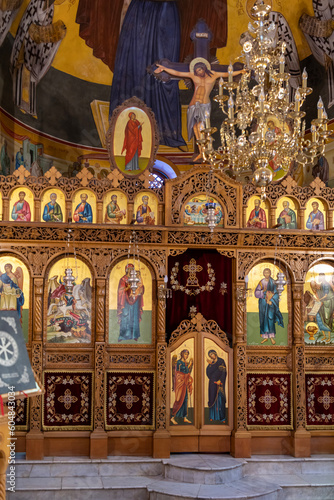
left=0, top=165, right=334, bottom=460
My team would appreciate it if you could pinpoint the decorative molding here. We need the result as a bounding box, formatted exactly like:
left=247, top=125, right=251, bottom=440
left=168, top=313, right=229, bottom=347
left=236, top=344, right=247, bottom=430
left=46, top=353, right=91, bottom=366
left=109, top=354, right=153, bottom=365
left=29, top=342, right=43, bottom=430
left=156, top=343, right=167, bottom=430
left=237, top=252, right=266, bottom=280
left=247, top=353, right=292, bottom=370
left=94, top=343, right=106, bottom=430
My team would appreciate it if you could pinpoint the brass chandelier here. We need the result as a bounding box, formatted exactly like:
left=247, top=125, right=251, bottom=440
left=199, top=0, right=332, bottom=200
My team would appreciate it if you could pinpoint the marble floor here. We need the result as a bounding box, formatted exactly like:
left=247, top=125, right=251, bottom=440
left=6, top=453, right=334, bottom=499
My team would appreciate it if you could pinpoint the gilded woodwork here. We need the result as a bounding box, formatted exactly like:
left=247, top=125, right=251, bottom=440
left=0, top=167, right=332, bottom=458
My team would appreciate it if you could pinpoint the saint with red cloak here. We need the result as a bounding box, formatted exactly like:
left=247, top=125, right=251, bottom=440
left=246, top=200, right=267, bottom=229
left=121, top=112, right=143, bottom=171
left=171, top=349, right=193, bottom=425
left=117, top=263, right=144, bottom=341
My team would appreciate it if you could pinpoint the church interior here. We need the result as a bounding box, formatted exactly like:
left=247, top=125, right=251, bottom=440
left=0, top=0, right=334, bottom=498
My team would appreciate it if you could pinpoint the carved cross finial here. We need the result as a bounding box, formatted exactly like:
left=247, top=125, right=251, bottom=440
left=281, top=175, right=297, bottom=194
left=45, top=166, right=62, bottom=186
left=191, top=312, right=205, bottom=331
left=310, top=176, right=325, bottom=196
left=13, top=165, right=30, bottom=184
left=76, top=166, right=93, bottom=187
left=139, top=169, right=152, bottom=189
left=107, top=168, right=124, bottom=187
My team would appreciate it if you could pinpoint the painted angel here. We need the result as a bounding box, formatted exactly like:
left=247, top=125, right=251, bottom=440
left=0, top=263, right=24, bottom=321
left=300, top=0, right=334, bottom=107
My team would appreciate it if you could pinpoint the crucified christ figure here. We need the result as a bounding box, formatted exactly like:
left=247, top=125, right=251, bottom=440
left=155, top=60, right=245, bottom=143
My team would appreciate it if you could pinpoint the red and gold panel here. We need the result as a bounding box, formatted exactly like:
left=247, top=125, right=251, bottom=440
left=306, top=373, right=334, bottom=428
left=105, top=371, right=155, bottom=430
left=247, top=373, right=292, bottom=429
left=42, top=371, right=93, bottom=430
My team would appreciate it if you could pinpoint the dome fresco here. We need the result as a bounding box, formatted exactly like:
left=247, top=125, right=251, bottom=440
left=0, top=0, right=332, bottom=180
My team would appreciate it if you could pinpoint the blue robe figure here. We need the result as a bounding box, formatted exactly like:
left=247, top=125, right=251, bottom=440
left=73, top=194, right=93, bottom=223
left=206, top=350, right=227, bottom=423
left=109, top=0, right=185, bottom=148
left=15, top=149, right=25, bottom=170
left=254, top=268, right=284, bottom=345
left=171, top=349, right=193, bottom=424
left=117, top=264, right=144, bottom=342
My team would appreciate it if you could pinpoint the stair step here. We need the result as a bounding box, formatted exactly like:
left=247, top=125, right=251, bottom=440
left=163, top=454, right=245, bottom=484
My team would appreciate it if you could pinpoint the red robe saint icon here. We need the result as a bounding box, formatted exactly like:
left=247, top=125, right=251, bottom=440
left=122, top=112, right=143, bottom=171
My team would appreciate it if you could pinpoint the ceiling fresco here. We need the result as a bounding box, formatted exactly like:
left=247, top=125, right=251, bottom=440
left=0, top=0, right=333, bottom=181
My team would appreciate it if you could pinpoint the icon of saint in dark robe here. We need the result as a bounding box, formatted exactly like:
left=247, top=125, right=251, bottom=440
left=206, top=349, right=226, bottom=423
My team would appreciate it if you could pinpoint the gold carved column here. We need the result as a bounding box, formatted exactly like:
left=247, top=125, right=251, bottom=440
left=291, top=284, right=310, bottom=457
left=90, top=279, right=108, bottom=458
left=153, top=280, right=169, bottom=458
left=231, top=282, right=251, bottom=458
left=26, top=278, right=44, bottom=460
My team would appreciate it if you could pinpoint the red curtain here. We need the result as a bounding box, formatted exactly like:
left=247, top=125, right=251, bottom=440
left=166, top=249, right=232, bottom=342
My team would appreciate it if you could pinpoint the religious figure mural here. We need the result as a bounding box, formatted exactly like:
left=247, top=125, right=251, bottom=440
left=170, top=338, right=194, bottom=426
left=305, top=199, right=326, bottom=230
left=304, top=262, right=334, bottom=345
left=134, top=192, right=157, bottom=225
left=72, top=191, right=96, bottom=224
left=10, top=0, right=67, bottom=117
left=0, top=256, right=29, bottom=342
left=0, top=140, right=10, bottom=175
left=103, top=192, right=127, bottom=224
left=42, top=191, right=64, bottom=222
left=109, top=259, right=152, bottom=344
left=107, top=98, right=158, bottom=177
left=204, top=338, right=228, bottom=425
left=276, top=198, right=298, bottom=229
left=10, top=188, right=33, bottom=222
left=247, top=263, right=288, bottom=346
left=183, top=195, right=223, bottom=227
left=246, top=197, right=268, bottom=228
left=155, top=58, right=244, bottom=143
left=15, top=148, right=25, bottom=170
left=46, top=257, right=92, bottom=343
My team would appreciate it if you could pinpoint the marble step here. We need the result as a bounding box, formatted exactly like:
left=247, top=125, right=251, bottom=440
left=244, top=455, right=334, bottom=476
left=163, top=454, right=245, bottom=484
left=256, top=474, right=334, bottom=500
left=15, top=456, right=164, bottom=479
left=7, top=476, right=282, bottom=500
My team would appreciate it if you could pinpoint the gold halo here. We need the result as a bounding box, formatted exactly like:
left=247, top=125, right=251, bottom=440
left=189, top=57, right=211, bottom=74
left=305, top=322, right=319, bottom=334
left=246, top=0, right=272, bottom=20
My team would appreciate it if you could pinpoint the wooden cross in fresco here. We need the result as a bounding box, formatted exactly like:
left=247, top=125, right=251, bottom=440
left=148, top=20, right=243, bottom=143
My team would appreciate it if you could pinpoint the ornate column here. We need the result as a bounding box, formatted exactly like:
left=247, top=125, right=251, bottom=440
left=153, top=280, right=170, bottom=458
left=158, top=203, right=164, bottom=226
left=65, top=200, right=72, bottom=221
left=231, top=282, right=251, bottom=458
left=269, top=208, right=276, bottom=229
left=34, top=200, right=41, bottom=222
left=298, top=208, right=305, bottom=230
left=291, top=284, right=310, bottom=457
left=90, top=279, right=108, bottom=458
left=26, top=278, right=44, bottom=460
left=327, top=209, right=333, bottom=230
left=96, top=201, right=103, bottom=224
left=2, top=199, right=9, bottom=222
left=128, top=202, right=134, bottom=223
